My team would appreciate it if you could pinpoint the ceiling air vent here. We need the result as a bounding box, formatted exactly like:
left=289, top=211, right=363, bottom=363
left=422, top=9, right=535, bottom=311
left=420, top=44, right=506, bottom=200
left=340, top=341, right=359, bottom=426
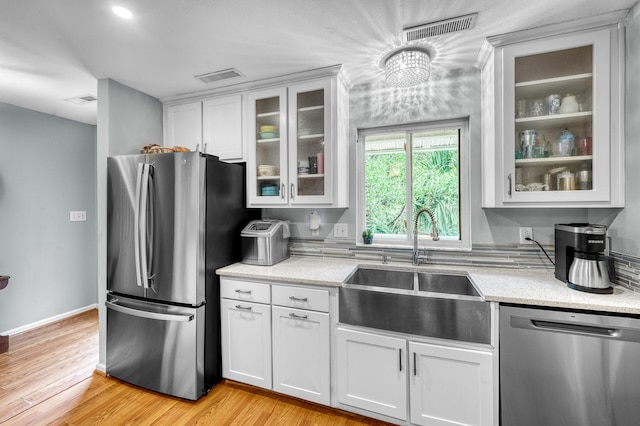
left=64, top=94, right=98, bottom=104
left=403, top=13, right=477, bottom=42
left=195, top=68, right=244, bottom=84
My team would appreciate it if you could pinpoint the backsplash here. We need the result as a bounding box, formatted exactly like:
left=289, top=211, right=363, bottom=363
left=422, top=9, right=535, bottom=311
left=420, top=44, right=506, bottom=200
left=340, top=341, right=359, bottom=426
left=289, top=239, right=640, bottom=293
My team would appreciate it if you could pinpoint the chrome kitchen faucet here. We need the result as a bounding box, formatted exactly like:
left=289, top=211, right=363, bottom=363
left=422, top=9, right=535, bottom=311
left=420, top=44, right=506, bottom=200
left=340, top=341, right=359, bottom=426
left=413, top=207, right=439, bottom=265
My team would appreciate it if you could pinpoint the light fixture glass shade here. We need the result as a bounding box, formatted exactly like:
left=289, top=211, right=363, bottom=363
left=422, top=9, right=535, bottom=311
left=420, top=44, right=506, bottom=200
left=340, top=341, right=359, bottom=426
left=385, top=48, right=430, bottom=87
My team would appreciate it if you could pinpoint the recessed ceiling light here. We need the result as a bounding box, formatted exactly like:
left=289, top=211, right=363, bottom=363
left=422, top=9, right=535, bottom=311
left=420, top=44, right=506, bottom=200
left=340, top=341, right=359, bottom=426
left=112, top=6, right=133, bottom=19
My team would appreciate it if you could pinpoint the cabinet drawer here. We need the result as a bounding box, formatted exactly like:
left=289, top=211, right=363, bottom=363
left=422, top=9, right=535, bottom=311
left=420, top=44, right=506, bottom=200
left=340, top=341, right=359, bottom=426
left=220, top=278, right=270, bottom=304
left=272, top=284, right=329, bottom=312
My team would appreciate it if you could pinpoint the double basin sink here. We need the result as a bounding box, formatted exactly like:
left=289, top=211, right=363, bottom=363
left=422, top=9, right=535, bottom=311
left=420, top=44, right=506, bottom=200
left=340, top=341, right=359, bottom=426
left=339, top=266, right=491, bottom=344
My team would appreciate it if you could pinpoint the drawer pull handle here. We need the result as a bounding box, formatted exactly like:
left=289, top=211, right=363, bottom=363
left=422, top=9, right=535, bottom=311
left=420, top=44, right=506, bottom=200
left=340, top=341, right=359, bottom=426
left=289, top=312, right=308, bottom=319
left=235, top=289, right=252, bottom=294
left=235, top=305, right=252, bottom=311
left=289, top=296, right=308, bottom=302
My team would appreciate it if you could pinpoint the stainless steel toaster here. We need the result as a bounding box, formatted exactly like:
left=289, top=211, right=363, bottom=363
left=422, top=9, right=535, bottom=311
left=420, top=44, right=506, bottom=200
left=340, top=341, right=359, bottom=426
left=241, top=220, right=290, bottom=266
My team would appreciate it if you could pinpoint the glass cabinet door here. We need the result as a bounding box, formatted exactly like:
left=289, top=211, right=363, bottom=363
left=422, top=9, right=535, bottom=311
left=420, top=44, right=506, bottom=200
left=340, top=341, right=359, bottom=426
left=249, top=88, right=288, bottom=205
left=502, top=29, right=611, bottom=204
left=288, top=80, right=332, bottom=205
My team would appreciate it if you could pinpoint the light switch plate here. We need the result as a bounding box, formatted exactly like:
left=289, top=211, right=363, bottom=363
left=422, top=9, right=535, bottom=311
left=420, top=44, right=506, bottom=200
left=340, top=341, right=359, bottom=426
left=70, top=211, right=87, bottom=222
left=334, top=223, right=348, bottom=238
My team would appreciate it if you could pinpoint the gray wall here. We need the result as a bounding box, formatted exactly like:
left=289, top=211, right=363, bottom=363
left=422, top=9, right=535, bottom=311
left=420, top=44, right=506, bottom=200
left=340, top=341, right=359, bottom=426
left=604, top=3, right=640, bottom=255
left=96, top=78, right=163, bottom=368
left=265, top=67, right=591, bottom=248
left=0, top=102, right=97, bottom=333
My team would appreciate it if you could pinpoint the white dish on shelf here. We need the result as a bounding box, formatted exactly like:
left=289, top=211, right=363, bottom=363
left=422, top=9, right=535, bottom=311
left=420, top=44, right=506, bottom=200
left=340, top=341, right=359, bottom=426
left=258, top=165, right=279, bottom=176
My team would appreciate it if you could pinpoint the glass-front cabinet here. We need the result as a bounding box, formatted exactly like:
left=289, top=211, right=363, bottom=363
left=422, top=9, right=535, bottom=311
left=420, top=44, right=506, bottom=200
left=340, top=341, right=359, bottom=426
left=288, top=80, right=332, bottom=205
left=247, top=75, right=348, bottom=207
left=481, top=21, right=624, bottom=208
left=248, top=88, right=289, bottom=205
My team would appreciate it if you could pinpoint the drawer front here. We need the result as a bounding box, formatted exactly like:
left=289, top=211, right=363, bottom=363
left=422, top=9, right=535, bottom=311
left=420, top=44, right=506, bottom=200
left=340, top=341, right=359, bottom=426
left=272, top=284, right=329, bottom=312
left=220, top=278, right=271, bottom=304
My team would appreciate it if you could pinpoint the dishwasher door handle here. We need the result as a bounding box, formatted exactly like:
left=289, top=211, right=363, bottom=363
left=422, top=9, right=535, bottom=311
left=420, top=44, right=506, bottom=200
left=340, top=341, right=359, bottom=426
left=511, top=314, right=640, bottom=343
left=531, top=319, right=618, bottom=337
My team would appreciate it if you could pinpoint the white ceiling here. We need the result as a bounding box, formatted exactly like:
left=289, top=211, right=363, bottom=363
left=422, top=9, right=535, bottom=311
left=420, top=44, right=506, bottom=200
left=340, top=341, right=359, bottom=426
left=0, top=0, right=635, bottom=125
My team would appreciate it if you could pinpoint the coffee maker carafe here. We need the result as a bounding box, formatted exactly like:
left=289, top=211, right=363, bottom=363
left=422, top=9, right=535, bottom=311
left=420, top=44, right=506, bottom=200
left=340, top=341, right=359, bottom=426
left=555, top=223, right=612, bottom=294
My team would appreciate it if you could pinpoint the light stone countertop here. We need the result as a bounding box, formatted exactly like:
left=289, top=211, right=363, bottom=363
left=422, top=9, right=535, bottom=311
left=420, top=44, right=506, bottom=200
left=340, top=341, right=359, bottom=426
left=216, top=256, right=640, bottom=315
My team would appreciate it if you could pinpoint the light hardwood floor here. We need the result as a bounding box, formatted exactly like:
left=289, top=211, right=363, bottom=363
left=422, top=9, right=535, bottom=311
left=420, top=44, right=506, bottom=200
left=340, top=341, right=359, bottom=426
left=0, top=309, right=391, bottom=425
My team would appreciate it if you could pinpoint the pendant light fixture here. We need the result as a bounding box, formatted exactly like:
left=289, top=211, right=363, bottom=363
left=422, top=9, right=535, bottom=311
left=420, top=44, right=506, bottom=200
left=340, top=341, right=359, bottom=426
left=384, top=48, right=430, bottom=87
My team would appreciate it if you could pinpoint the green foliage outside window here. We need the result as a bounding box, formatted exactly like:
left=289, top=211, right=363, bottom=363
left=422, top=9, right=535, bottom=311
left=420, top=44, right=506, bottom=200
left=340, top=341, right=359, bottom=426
left=365, top=135, right=460, bottom=239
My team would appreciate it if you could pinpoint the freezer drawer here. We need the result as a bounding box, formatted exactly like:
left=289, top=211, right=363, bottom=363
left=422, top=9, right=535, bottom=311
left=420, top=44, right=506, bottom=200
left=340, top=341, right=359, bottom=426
left=106, top=295, right=205, bottom=400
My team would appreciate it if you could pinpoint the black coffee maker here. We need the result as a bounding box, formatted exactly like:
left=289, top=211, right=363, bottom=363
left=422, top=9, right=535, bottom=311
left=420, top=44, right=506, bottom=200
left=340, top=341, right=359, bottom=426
left=555, top=223, right=612, bottom=294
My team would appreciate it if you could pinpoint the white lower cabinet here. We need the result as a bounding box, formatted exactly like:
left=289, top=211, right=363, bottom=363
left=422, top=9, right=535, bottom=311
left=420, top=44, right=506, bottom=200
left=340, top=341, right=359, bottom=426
left=337, top=327, right=494, bottom=425
left=220, top=298, right=272, bottom=389
left=336, top=328, right=408, bottom=421
left=272, top=305, right=330, bottom=405
left=220, top=278, right=332, bottom=406
left=409, top=342, right=493, bottom=426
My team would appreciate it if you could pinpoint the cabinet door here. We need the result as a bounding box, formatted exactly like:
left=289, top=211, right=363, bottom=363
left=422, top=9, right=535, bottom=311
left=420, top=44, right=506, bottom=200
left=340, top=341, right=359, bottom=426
left=220, top=298, right=272, bottom=389
left=500, top=29, right=614, bottom=206
left=247, top=87, right=289, bottom=206
left=336, top=327, right=407, bottom=421
left=288, top=79, right=333, bottom=205
left=409, top=341, right=493, bottom=426
left=272, top=306, right=330, bottom=405
left=164, top=102, right=202, bottom=151
left=202, top=95, right=243, bottom=161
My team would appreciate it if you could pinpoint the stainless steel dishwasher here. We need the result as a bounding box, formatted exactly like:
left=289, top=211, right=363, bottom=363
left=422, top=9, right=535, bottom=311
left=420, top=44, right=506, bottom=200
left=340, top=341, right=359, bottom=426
left=500, top=304, right=640, bottom=426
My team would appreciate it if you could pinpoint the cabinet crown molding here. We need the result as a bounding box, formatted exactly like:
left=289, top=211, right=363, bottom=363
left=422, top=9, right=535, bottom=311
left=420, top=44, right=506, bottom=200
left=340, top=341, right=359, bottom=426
left=161, top=64, right=348, bottom=105
left=475, top=9, right=628, bottom=69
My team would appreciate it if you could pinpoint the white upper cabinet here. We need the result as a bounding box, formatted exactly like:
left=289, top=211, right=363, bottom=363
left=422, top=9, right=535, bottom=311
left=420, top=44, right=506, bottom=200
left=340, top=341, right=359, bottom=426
left=480, top=16, right=625, bottom=208
left=247, top=73, right=349, bottom=208
left=163, top=94, right=244, bottom=162
left=202, top=95, right=243, bottom=161
left=164, top=102, right=202, bottom=152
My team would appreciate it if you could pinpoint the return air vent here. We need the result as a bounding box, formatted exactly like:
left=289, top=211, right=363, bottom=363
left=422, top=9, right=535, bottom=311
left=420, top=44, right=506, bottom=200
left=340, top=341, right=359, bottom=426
left=403, top=13, right=477, bottom=42
left=64, top=94, right=98, bottom=104
left=195, top=68, right=244, bottom=83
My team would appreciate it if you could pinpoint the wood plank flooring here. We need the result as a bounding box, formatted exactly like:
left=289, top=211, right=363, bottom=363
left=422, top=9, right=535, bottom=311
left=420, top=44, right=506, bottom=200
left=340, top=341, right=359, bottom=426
left=0, top=309, right=391, bottom=425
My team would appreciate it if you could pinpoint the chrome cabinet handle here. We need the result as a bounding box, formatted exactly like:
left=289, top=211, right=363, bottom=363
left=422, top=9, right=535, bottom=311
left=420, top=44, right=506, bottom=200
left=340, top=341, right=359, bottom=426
left=281, top=183, right=285, bottom=200
left=289, top=312, right=308, bottom=319
left=290, top=183, right=295, bottom=200
left=235, top=289, right=252, bottom=294
left=413, top=352, right=417, bottom=376
left=399, top=348, right=403, bottom=372
left=235, top=305, right=252, bottom=311
left=289, top=296, right=308, bottom=302
left=508, top=173, right=513, bottom=198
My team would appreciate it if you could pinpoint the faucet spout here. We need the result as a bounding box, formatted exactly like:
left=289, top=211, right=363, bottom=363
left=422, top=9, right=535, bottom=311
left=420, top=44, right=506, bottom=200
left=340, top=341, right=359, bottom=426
left=412, top=207, right=439, bottom=265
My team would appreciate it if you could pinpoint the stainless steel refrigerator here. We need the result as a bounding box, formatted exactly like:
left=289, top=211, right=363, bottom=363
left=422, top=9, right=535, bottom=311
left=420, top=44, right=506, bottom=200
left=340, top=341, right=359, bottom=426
left=106, top=151, right=252, bottom=400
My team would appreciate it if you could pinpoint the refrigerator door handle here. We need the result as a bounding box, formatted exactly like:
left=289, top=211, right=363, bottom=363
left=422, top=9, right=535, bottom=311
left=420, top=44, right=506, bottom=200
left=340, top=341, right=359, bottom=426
left=139, top=163, right=151, bottom=289
left=146, top=165, right=156, bottom=283
left=106, top=300, right=194, bottom=322
left=134, top=163, right=144, bottom=288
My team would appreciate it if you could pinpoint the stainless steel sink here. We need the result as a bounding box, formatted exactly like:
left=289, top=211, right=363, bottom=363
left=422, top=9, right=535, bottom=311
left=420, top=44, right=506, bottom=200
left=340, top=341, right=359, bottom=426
left=417, top=272, right=480, bottom=297
left=339, top=266, right=491, bottom=344
left=345, top=267, right=414, bottom=290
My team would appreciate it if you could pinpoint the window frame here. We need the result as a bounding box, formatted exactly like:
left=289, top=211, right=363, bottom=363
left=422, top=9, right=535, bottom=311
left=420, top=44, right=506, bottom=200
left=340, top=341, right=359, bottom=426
left=357, top=118, right=471, bottom=251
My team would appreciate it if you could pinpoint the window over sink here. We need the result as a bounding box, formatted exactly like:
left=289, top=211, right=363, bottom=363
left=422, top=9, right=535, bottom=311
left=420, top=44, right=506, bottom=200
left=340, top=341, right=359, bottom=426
left=357, top=119, right=470, bottom=250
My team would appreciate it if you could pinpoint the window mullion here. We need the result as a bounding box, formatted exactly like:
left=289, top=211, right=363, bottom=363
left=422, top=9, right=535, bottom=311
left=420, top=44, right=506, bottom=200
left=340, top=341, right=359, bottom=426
left=405, top=131, right=413, bottom=241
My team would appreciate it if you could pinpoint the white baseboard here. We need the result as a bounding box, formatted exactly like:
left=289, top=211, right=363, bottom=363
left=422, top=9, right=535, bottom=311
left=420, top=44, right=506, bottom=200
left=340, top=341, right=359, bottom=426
left=2, top=303, right=98, bottom=336
left=95, top=363, right=106, bottom=373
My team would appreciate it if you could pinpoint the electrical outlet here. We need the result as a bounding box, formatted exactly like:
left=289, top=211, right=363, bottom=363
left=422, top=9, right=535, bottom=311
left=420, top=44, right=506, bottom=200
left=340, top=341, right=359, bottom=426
left=334, top=223, right=348, bottom=238
left=519, top=227, right=533, bottom=244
